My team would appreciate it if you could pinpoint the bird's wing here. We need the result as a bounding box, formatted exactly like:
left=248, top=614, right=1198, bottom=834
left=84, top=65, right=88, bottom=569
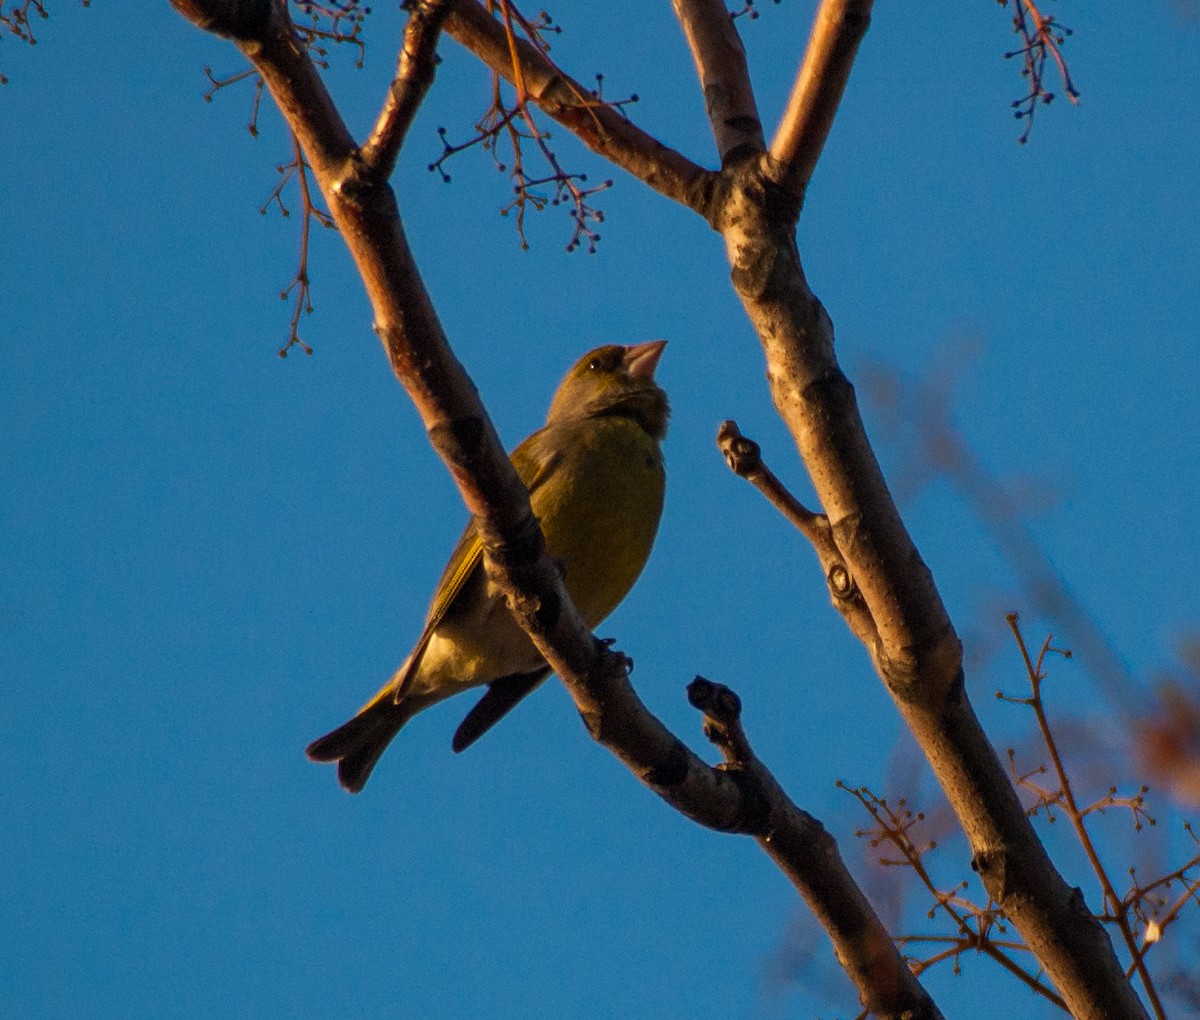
left=393, top=430, right=563, bottom=699
left=451, top=667, right=553, bottom=752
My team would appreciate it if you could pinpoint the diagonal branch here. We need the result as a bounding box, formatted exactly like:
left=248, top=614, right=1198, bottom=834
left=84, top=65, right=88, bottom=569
left=443, top=0, right=713, bottom=212
left=361, top=0, right=457, bottom=178
left=688, top=677, right=944, bottom=1020
left=711, top=151, right=1149, bottom=1017
left=768, top=0, right=873, bottom=201
left=670, top=0, right=765, bottom=164
left=717, top=420, right=877, bottom=650
left=171, top=1, right=1146, bottom=1015
left=171, top=4, right=942, bottom=1015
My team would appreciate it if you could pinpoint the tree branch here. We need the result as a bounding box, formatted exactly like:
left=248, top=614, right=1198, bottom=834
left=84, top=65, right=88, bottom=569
left=171, top=4, right=943, bottom=1014
left=717, top=419, right=877, bottom=650
left=670, top=0, right=765, bottom=164
left=360, top=0, right=456, bottom=178
left=767, top=0, right=873, bottom=201
left=171, top=1, right=1147, bottom=1013
left=710, top=156, right=1149, bottom=1017
left=443, top=0, right=714, bottom=212
left=686, top=678, right=944, bottom=1020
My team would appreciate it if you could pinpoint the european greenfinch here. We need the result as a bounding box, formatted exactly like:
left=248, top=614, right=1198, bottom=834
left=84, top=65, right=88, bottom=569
left=306, top=341, right=669, bottom=792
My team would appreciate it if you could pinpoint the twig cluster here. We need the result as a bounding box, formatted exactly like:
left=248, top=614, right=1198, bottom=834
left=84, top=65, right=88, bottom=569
left=1001, top=0, right=1080, bottom=144
left=1003, top=617, right=1198, bottom=1017
left=202, top=7, right=350, bottom=355
left=844, top=615, right=1200, bottom=1015
left=0, top=0, right=54, bottom=84
left=0, top=0, right=46, bottom=45
left=293, top=0, right=369, bottom=70
left=204, top=66, right=266, bottom=135
left=728, top=0, right=782, bottom=22
left=840, top=781, right=1066, bottom=1009
left=428, top=3, right=637, bottom=253
left=259, top=135, right=335, bottom=357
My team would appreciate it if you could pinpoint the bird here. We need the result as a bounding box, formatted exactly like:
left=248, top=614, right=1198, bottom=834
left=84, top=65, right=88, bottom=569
left=306, top=340, right=669, bottom=793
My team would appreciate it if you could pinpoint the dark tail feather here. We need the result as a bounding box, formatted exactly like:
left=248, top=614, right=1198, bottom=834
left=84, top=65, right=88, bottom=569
left=306, top=696, right=413, bottom=794
left=451, top=668, right=550, bottom=753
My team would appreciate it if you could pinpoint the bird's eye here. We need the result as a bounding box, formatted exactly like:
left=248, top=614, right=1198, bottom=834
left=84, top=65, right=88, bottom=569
left=587, top=358, right=601, bottom=371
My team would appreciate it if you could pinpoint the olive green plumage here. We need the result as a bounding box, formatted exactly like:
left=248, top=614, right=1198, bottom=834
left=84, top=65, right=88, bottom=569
left=306, top=341, right=669, bottom=793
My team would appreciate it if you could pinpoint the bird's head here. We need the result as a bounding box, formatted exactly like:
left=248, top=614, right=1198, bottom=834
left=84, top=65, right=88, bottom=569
left=546, top=340, right=670, bottom=440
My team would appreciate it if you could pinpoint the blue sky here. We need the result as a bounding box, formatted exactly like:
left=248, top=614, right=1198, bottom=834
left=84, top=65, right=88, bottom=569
left=3, top=2, right=1199, bottom=1017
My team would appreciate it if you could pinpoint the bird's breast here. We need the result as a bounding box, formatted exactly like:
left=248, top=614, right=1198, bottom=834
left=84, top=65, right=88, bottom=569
left=530, top=419, right=665, bottom=627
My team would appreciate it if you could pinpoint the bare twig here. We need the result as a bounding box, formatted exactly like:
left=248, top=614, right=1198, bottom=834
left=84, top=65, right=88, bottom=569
left=0, top=0, right=47, bottom=45
left=1001, top=0, right=1080, bottom=144
left=671, top=0, right=765, bottom=163
left=768, top=0, right=873, bottom=202
left=291, top=0, right=369, bottom=69
left=717, top=420, right=876, bottom=649
left=689, top=680, right=946, bottom=1020
left=361, top=0, right=455, bottom=178
left=203, top=65, right=267, bottom=136
left=275, top=133, right=336, bottom=356
left=426, top=73, right=615, bottom=252
left=444, top=0, right=713, bottom=211
left=844, top=783, right=1067, bottom=1010
left=1006, top=616, right=1167, bottom=1019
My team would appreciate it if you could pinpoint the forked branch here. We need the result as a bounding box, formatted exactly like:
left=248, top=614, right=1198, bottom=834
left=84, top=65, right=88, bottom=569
left=170, top=3, right=942, bottom=1014
left=717, top=419, right=876, bottom=649
left=361, top=0, right=456, bottom=177
left=443, top=0, right=713, bottom=211
left=671, top=0, right=765, bottom=163
left=768, top=0, right=873, bottom=200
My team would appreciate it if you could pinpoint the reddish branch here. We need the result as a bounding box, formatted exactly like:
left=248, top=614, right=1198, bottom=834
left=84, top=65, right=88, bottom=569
left=768, top=0, right=872, bottom=201
left=1004, top=0, right=1079, bottom=144
left=361, top=0, right=455, bottom=178
left=671, top=0, right=764, bottom=164
left=169, top=3, right=951, bottom=1015
left=443, top=0, right=712, bottom=211
left=170, top=0, right=1146, bottom=1014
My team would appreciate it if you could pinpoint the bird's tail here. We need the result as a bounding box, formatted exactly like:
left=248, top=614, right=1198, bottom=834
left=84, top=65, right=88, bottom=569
left=306, top=686, right=416, bottom=794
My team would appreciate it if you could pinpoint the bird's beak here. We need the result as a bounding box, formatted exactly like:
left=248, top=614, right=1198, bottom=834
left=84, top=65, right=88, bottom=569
left=624, top=339, right=668, bottom=379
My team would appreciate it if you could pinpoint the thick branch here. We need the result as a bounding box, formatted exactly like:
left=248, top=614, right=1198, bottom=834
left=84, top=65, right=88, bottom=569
left=361, top=0, right=456, bottom=177
left=710, top=159, right=1148, bottom=1019
left=171, top=1, right=1143, bottom=1014
left=170, top=5, right=940, bottom=1013
left=443, top=0, right=714, bottom=211
left=768, top=0, right=872, bottom=201
left=671, top=0, right=764, bottom=163
left=688, top=678, right=944, bottom=1020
